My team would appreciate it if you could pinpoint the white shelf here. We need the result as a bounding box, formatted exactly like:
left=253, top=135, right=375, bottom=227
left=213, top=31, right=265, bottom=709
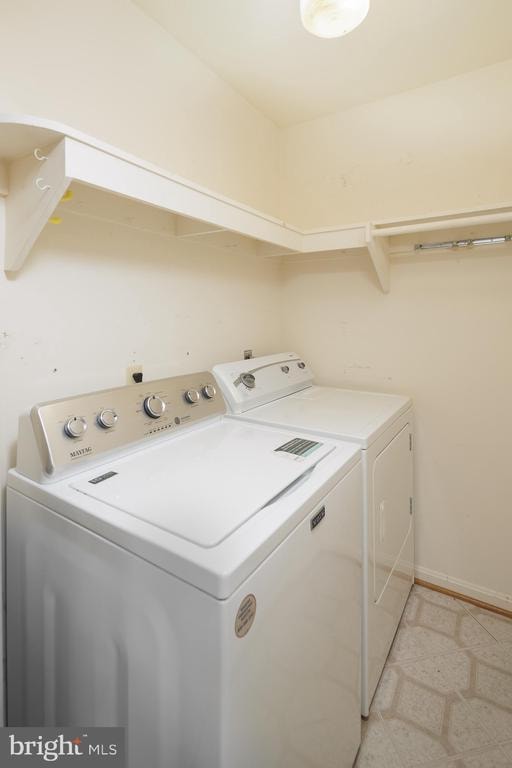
left=1, top=114, right=512, bottom=292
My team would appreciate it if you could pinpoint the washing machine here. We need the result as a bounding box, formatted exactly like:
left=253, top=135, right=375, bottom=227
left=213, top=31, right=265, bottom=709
left=6, top=371, right=363, bottom=767
left=213, top=353, right=414, bottom=717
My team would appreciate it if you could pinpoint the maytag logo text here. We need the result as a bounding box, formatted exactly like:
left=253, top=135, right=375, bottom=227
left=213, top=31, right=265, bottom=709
left=69, top=446, right=93, bottom=459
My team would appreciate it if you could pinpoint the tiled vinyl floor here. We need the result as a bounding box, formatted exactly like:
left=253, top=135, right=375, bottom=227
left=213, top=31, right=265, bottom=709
left=356, top=585, right=512, bottom=767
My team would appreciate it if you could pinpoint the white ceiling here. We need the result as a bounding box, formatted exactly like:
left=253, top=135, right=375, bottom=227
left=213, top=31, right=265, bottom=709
left=133, top=0, right=512, bottom=126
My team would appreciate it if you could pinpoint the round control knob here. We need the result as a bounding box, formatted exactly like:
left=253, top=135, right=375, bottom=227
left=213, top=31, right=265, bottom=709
left=202, top=383, right=217, bottom=400
left=281, top=365, right=290, bottom=374
left=64, top=416, right=87, bottom=439
left=240, top=372, right=256, bottom=389
left=297, top=362, right=306, bottom=369
left=184, top=389, right=200, bottom=404
left=97, top=408, right=118, bottom=429
left=144, top=394, right=166, bottom=419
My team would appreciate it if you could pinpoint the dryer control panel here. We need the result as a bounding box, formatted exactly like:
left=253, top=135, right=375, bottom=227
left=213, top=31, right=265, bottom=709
left=23, top=373, right=225, bottom=480
left=213, top=352, right=314, bottom=413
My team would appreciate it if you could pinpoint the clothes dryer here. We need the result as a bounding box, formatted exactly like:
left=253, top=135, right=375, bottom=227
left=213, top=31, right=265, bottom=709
left=214, top=353, right=414, bottom=716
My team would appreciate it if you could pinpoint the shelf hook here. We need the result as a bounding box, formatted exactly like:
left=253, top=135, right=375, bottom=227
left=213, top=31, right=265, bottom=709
left=35, top=177, right=51, bottom=192
left=34, top=148, right=48, bottom=162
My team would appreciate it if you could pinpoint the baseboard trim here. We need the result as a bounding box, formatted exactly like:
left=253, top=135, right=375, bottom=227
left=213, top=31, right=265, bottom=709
left=414, top=566, right=512, bottom=619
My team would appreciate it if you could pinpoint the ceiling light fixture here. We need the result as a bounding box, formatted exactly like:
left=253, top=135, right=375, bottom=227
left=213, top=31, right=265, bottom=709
left=300, top=0, right=370, bottom=38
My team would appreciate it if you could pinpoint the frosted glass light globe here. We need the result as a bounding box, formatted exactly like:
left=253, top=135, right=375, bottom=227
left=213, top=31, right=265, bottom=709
left=300, top=0, right=370, bottom=38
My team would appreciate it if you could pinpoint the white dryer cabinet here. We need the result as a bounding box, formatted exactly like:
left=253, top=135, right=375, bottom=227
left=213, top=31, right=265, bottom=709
left=214, top=352, right=414, bottom=716
left=359, top=407, right=414, bottom=713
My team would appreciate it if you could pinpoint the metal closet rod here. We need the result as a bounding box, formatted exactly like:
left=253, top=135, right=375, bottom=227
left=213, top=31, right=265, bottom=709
left=415, top=234, right=512, bottom=252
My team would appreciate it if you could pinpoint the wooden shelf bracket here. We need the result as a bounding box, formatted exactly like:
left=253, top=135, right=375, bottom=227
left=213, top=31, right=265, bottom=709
left=365, top=224, right=390, bottom=293
left=2, top=139, right=71, bottom=271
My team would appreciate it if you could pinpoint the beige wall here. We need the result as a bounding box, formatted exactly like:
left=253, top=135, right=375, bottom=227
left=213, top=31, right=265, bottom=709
left=280, top=61, right=512, bottom=608
left=282, top=249, right=512, bottom=606
left=0, top=0, right=281, bottom=214
left=281, top=59, right=512, bottom=228
left=2, top=207, right=282, bottom=462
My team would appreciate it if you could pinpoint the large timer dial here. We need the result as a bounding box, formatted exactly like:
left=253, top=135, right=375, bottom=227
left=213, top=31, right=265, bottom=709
left=144, top=395, right=166, bottom=419
left=64, top=416, right=87, bottom=438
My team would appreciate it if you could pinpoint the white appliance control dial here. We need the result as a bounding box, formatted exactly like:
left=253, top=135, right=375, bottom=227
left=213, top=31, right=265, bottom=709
left=240, top=373, right=256, bottom=389
left=144, top=395, right=166, bottom=419
left=184, top=389, right=200, bottom=404
left=97, top=409, right=118, bottom=429
left=281, top=365, right=290, bottom=373
left=64, top=416, right=87, bottom=439
left=298, top=362, right=306, bottom=369
left=202, top=384, right=217, bottom=399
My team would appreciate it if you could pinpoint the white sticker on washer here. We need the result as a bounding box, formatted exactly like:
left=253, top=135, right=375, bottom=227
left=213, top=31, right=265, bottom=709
left=235, top=594, right=257, bottom=638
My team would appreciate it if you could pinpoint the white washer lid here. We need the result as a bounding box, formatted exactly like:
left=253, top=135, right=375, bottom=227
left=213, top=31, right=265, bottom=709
left=70, top=419, right=334, bottom=547
left=238, top=386, right=412, bottom=447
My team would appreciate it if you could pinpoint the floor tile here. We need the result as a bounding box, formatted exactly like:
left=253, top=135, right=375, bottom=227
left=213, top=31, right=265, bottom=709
left=373, top=650, right=473, bottom=708
left=413, top=586, right=464, bottom=609
left=426, top=745, right=512, bottom=767
left=380, top=687, right=492, bottom=767
left=463, top=696, right=512, bottom=743
left=463, top=641, right=512, bottom=672
left=449, top=641, right=512, bottom=692
left=388, top=587, right=495, bottom=664
left=460, top=605, right=512, bottom=643
left=361, top=586, right=512, bottom=767
left=354, top=713, right=402, bottom=768
left=455, top=641, right=512, bottom=742
left=372, top=665, right=401, bottom=712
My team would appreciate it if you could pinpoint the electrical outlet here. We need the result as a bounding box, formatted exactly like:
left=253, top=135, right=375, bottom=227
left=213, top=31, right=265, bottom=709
left=126, top=364, right=143, bottom=385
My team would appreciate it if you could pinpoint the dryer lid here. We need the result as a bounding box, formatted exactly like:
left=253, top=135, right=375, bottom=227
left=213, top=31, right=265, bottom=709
left=70, top=420, right=334, bottom=548
left=240, top=387, right=412, bottom=447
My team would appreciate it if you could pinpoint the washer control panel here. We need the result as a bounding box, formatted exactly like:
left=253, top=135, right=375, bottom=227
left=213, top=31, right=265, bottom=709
left=30, top=372, right=225, bottom=477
